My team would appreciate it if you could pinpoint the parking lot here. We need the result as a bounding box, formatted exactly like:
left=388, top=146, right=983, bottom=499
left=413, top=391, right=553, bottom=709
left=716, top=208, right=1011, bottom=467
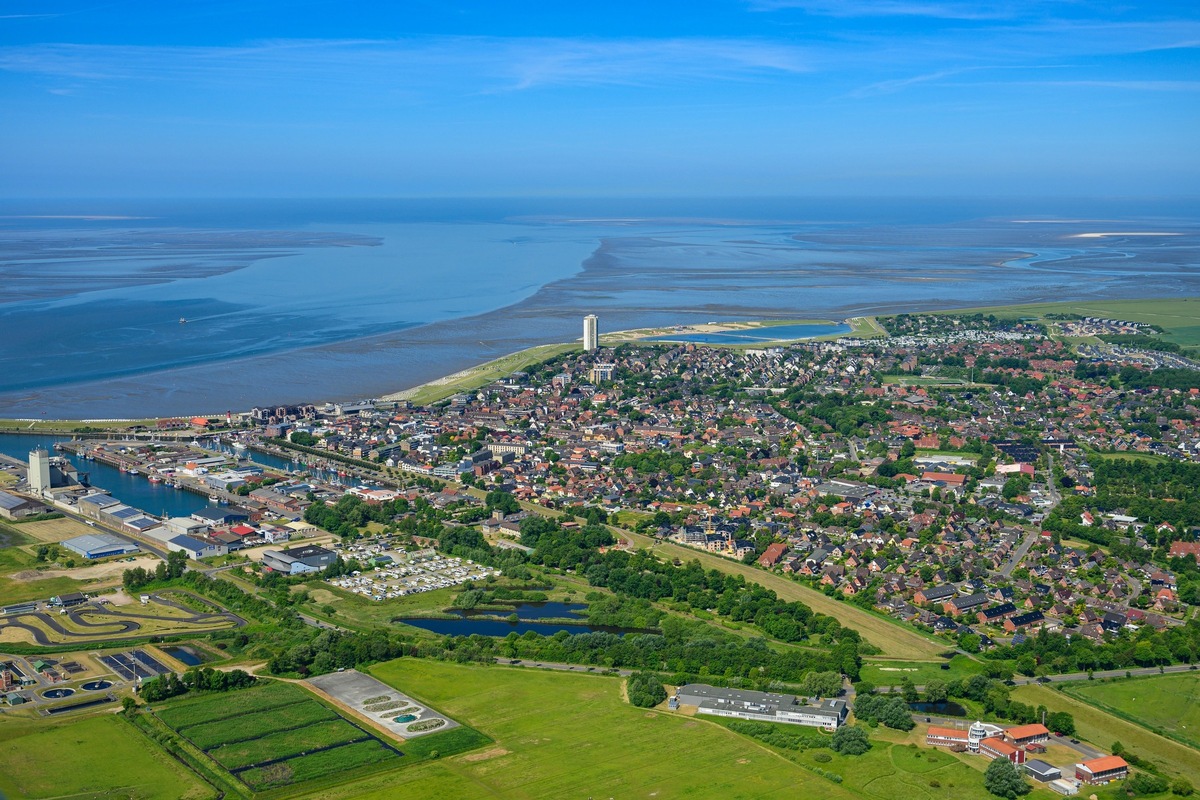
left=325, top=543, right=497, bottom=601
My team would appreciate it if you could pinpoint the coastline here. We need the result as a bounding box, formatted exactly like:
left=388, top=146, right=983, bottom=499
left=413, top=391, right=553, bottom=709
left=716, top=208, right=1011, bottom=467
left=5, top=295, right=1198, bottom=426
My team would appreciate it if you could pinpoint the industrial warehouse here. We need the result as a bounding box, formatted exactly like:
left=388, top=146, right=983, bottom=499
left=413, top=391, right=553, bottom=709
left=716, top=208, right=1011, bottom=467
left=671, top=684, right=847, bottom=729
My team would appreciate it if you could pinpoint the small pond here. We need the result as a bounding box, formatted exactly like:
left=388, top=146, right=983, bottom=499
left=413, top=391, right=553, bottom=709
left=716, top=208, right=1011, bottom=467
left=161, top=645, right=205, bottom=666
left=396, top=617, right=648, bottom=638
left=450, top=602, right=587, bottom=621
left=393, top=714, right=418, bottom=723
left=909, top=701, right=968, bottom=717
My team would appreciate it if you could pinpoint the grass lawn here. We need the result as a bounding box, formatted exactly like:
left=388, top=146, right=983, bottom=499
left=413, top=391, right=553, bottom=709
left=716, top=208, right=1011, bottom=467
left=790, top=742, right=1046, bottom=800
left=1064, top=672, right=1200, bottom=751
left=620, top=529, right=944, bottom=660
left=360, top=659, right=861, bottom=800
left=1011, top=683, right=1200, bottom=786
left=860, top=655, right=984, bottom=687
left=0, top=715, right=216, bottom=800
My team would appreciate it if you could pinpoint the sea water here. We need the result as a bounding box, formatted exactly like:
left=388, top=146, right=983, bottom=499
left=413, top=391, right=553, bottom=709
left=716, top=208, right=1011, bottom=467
left=1, top=197, right=1198, bottom=418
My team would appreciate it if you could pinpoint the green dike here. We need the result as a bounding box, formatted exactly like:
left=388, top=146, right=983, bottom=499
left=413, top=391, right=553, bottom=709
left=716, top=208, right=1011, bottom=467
left=360, top=658, right=860, bottom=800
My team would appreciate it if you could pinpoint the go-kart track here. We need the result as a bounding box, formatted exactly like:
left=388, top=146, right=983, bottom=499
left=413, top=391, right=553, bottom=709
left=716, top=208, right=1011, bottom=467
left=0, top=592, right=244, bottom=645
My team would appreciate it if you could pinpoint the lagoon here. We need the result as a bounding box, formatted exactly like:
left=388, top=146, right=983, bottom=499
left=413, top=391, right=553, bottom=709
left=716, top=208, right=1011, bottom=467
left=645, top=322, right=849, bottom=344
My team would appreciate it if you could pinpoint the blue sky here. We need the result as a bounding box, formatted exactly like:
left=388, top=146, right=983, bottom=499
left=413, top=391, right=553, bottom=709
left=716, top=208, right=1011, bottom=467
left=1, top=1, right=1198, bottom=197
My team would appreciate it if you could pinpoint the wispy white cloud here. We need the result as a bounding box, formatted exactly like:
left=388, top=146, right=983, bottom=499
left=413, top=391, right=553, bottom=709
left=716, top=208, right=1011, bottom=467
left=748, top=0, right=1045, bottom=19
left=0, top=36, right=812, bottom=95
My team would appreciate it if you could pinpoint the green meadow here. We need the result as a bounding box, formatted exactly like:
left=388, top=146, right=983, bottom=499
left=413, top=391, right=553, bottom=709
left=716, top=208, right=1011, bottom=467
left=355, top=659, right=861, bottom=800
left=0, top=715, right=216, bottom=800
left=1065, top=672, right=1200, bottom=752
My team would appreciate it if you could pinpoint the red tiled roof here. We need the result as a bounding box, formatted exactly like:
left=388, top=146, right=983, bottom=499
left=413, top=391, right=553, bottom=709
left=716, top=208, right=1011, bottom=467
left=1080, top=756, right=1127, bottom=773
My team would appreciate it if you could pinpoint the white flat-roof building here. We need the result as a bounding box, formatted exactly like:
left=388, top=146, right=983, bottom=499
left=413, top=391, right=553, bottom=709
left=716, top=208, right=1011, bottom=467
left=674, top=684, right=846, bottom=729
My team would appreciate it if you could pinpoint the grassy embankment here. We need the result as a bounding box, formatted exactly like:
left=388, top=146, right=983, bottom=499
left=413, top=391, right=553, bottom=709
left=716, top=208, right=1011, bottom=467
left=1011, top=683, right=1200, bottom=787
left=1062, top=672, right=1200, bottom=752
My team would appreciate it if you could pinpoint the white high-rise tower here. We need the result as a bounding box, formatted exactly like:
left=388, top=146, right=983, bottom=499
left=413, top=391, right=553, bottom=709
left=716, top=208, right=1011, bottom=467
left=29, top=448, right=51, bottom=494
left=583, top=314, right=598, bottom=351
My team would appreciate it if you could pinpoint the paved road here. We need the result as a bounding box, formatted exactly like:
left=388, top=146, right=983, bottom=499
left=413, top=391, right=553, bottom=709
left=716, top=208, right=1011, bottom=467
left=999, top=527, right=1041, bottom=578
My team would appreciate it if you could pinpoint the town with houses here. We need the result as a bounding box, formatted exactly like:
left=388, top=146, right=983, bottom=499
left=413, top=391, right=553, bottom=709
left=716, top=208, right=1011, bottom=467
left=3, top=310, right=1200, bottom=798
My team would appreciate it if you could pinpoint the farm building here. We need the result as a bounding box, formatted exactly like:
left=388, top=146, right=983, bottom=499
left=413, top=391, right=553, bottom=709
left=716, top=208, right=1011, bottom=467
left=61, top=532, right=141, bottom=559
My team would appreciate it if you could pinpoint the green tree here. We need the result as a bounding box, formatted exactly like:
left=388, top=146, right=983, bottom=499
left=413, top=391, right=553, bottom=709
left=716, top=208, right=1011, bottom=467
left=831, top=724, right=870, bottom=755
left=983, top=757, right=1031, bottom=798
left=626, top=672, right=667, bottom=708
left=924, top=680, right=948, bottom=703
left=800, top=671, right=843, bottom=699
left=1046, top=711, right=1075, bottom=736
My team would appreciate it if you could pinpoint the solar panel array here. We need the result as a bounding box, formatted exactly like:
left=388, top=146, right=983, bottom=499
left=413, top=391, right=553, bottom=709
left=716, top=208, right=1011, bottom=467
left=98, top=649, right=171, bottom=681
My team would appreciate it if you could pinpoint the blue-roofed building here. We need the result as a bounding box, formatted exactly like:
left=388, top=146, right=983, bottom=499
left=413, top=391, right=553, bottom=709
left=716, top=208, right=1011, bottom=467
left=62, top=532, right=141, bottom=559
left=167, top=535, right=226, bottom=560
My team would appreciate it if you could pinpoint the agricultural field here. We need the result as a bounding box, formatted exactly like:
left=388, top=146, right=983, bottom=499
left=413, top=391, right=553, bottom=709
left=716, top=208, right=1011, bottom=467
left=0, top=715, right=216, bottom=800
left=15, top=516, right=102, bottom=543
left=156, top=680, right=404, bottom=792
left=1063, top=672, right=1200, bottom=751
left=860, top=655, right=985, bottom=687
left=356, top=658, right=861, bottom=800
left=1012, top=683, right=1200, bottom=788
left=621, top=528, right=944, bottom=659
